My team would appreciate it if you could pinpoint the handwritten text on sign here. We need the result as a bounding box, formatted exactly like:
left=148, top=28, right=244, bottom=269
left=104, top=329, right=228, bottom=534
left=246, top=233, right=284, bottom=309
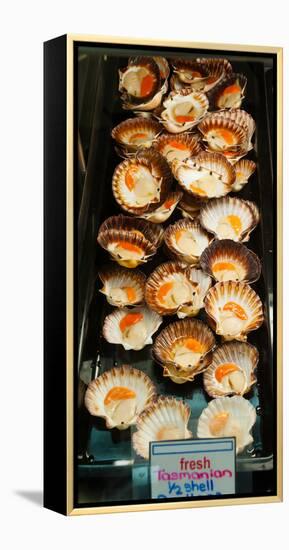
left=150, top=438, right=236, bottom=499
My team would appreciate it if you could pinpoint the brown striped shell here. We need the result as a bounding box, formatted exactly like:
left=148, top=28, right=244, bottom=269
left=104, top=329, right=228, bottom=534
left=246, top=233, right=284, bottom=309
left=207, top=73, right=247, bottom=110
left=154, top=132, right=202, bottom=164
left=119, top=56, right=161, bottom=105
left=112, top=149, right=172, bottom=215
left=164, top=218, right=213, bottom=264
left=85, top=365, right=156, bottom=430
left=200, top=239, right=261, bottom=283
left=98, top=265, right=146, bottom=307
left=111, top=117, right=162, bottom=154
left=178, top=192, right=207, bottom=220
left=203, top=342, right=259, bottom=397
left=153, top=318, right=216, bottom=383
left=198, top=115, right=248, bottom=160
left=232, top=159, right=256, bottom=191
left=204, top=281, right=264, bottom=341
left=160, top=90, right=209, bottom=133
left=199, top=197, right=260, bottom=242
left=138, top=191, right=183, bottom=224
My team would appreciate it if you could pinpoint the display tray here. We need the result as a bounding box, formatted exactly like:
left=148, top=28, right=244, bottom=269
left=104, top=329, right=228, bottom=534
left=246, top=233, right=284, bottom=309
left=76, top=53, right=275, bottom=503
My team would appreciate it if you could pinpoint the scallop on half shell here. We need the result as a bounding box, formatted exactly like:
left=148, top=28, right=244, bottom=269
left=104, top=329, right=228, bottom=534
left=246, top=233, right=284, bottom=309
left=196, top=57, right=233, bottom=90
left=85, top=365, right=156, bottom=430
left=138, top=191, right=183, bottom=224
left=112, top=149, right=172, bottom=215
left=154, top=132, right=202, bottom=164
left=204, top=281, right=264, bottom=341
left=132, top=396, right=192, bottom=459
left=197, top=395, right=256, bottom=454
left=119, top=56, right=168, bottom=111
left=153, top=318, right=216, bottom=383
left=200, top=239, right=261, bottom=283
left=103, top=306, right=162, bottom=350
left=178, top=192, right=206, bottom=220
left=164, top=218, right=213, bottom=265
left=232, top=159, right=256, bottom=192
left=160, top=90, right=209, bottom=133
left=198, top=115, right=248, bottom=161
left=111, top=117, right=162, bottom=155
left=207, top=73, right=247, bottom=110
left=172, top=151, right=235, bottom=199
left=203, top=342, right=259, bottom=397
left=199, top=197, right=260, bottom=242
left=98, top=265, right=146, bottom=307
left=145, top=261, right=211, bottom=318
left=97, top=215, right=163, bottom=268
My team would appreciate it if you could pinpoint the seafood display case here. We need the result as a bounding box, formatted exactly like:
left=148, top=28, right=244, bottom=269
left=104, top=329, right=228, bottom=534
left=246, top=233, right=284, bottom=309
left=44, top=35, right=282, bottom=515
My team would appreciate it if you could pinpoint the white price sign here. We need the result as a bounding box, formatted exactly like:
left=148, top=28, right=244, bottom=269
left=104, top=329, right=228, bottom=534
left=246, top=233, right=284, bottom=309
left=150, top=438, right=236, bottom=499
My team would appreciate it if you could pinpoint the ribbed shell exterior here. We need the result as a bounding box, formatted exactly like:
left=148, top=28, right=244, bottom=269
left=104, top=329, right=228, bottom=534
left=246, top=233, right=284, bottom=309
left=198, top=115, right=248, bottom=159
left=200, top=239, right=261, bottom=283
left=132, top=396, right=192, bottom=459
left=111, top=118, right=162, bottom=154
left=138, top=191, right=183, bottom=224
left=204, top=281, right=264, bottom=341
left=103, top=306, right=162, bottom=350
left=160, top=90, right=209, bottom=133
left=98, top=215, right=164, bottom=246
left=203, top=342, right=259, bottom=397
left=154, top=132, right=202, bottom=164
left=98, top=265, right=146, bottom=306
left=164, top=218, right=213, bottom=264
left=199, top=197, right=260, bottom=242
left=208, top=73, right=247, bottom=110
left=119, top=56, right=161, bottom=105
left=232, top=159, right=256, bottom=191
left=84, top=365, right=156, bottom=429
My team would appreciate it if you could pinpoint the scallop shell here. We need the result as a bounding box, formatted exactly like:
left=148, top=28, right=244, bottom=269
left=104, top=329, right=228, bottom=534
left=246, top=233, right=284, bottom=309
left=185, top=266, right=213, bottom=315
left=171, top=59, right=210, bottom=88
left=232, top=159, right=256, bottom=192
left=97, top=215, right=163, bottom=268
left=153, top=56, right=170, bottom=80
left=204, top=281, right=264, bottom=341
left=171, top=58, right=232, bottom=93
left=154, top=133, right=202, bottom=164
left=215, top=109, right=255, bottom=143
left=196, top=58, right=233, bottom=90
left=112, top=149, right=172, bottom=215
left=138, top=191, right=183, bottom=224
left=203, top=342, right=259, bottom=397
left=160, top=90, right=209, bottom=133
left=178, top=192, right=206, bottom=220
left=164, top=218, right=213, bottom=265
left=145, top=261, right=206, bottom=318
left=200, top=239, right=261, bottom=283
left=199, top=197, right=260, bottom=242
left=197, top=395, right=256, bottom=454
left=208, top=73, right=247, bottom=110
left=120, top=57, right=167, bottom=111
left=172, top=152, right=235, bottom=199
left=153, top=318, right=216, bottom=383
left=132, top=396, right=192, bottom=459
left=198, top=115, right=247, bottom=160
left=111, top=118, right=162, bottom=154
left=103, top=306, right=162, bottom=350
left=98, top=265, right=146, bottom=307
left=85, top=365, right=156, bottom=430
left=119, top=56, right=161, bottom=105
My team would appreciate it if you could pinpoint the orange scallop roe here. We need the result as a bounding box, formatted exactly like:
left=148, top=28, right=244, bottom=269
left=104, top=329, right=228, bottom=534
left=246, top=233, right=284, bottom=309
left=123, top=286, right=137, bottom=302
left=223, top=302, right=248, bottom=320
left=119, top=312, right=144, bottom=332
left=226, top=215, right=242, bottom=235
left=175, top=115, right=195, bottom=123
left=125, top=166, right=138, bottom=191
left=157, top=281, right=174, bottom=303
left=163, top=197, right=176, bottom=209
left=222, top=84, right=241, bottom=96
left=182, top=338, right=205, bottom=353
left=168, top=140, right=188, bottom=151
left=175, top=229, right=185, bottom=242
left=190, top=184, right=207, bottom=196
left=190, top=71, right=202, bottom=78
left=210, top=412, right=229, bottom=435
left=116, top=241, right=143, bottom=255
left=130, top=132, right=148, bottom=143
left=213, top=261, right=237, bottom=273
left=104, top=386, right=136, bottom=405
left=215, top=128, right=235, bottom=145
left=215, top=362, right=240, bottom=382
left=141, top=74, right=154, bottom=96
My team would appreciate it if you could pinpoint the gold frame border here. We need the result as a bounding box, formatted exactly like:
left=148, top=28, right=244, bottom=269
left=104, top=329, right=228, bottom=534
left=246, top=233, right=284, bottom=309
left=66, top=34, right=283, bottom=516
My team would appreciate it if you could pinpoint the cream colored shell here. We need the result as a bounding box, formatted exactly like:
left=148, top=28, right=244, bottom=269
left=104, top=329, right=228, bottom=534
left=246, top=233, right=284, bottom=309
left=103, top=306, right=162, bottom=350
left=199, top=197, right=260, bottom=242
left=98, top=265, right=146, bottom=307
left=164, top=218, right=213, bottom=265
left=160, top=90, right=209, bottom=133
left=200, top=239, right=261, bottom=283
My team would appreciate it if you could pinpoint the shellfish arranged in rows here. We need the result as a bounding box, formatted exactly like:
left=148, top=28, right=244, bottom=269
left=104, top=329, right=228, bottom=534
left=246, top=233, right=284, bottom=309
left=164, top=218, right=213, bottom=265
left=204, top=281, right=264, bottom=341
left=98, top=265, right=146, bottom=307
left=97, top=215, right=163, bottom=268
left=153, top=318, right=215, bottom=384
left=112, top=149, right=172, bottom=216
left=198, top=109, right=255, bottom=163
left=103, top=306, right=162, bottom=351
left=207, top=73, right=247, bottom=110
left=119, top=56, right=169, bottom=111
left=85, top=366, right=156, bottom=430
left=145, top=262, right=212, bottom=318
left=132, top=396, right=192, bottom=458
left=203, top=342, right=259, bottom=397
left=154, top=132, right=201, bottom=165
left=159, top=89, right=209, bottom=133
left=111, top=117, right=162, bottom=155
left=197, top=395, right=256, bottom=454
left=172, top=151, right=235, bottom=199
left=170, top=57, right=232, bottom=93
left=200, top=239, right=261, bottom=283
left=199, top=197, right=260, bottom=242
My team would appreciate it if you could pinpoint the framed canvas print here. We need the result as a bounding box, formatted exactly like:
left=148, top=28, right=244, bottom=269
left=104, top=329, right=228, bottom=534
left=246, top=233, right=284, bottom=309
left=44, top=34, right=283, bottom=516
